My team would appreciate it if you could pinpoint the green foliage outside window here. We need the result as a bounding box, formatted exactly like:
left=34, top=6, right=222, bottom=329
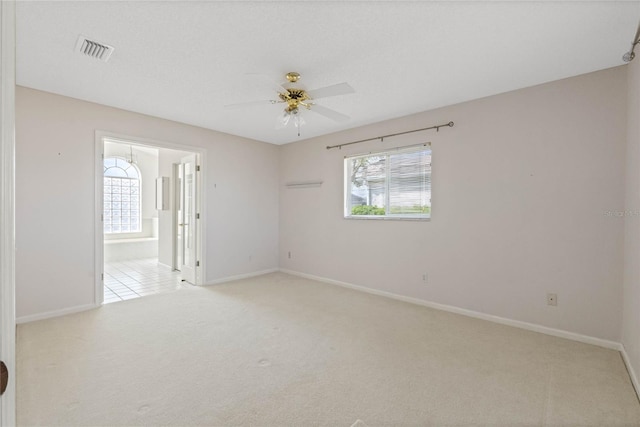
left=389, top=205, right=431, bottom=214
left=351, top=205, right=385, bottom=215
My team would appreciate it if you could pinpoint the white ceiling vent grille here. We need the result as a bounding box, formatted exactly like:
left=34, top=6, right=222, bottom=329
left=75, top=36, right=114, bottom=62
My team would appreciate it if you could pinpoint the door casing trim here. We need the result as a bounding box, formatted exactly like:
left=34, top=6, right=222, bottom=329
left=0, top=1, right=16, bottom=425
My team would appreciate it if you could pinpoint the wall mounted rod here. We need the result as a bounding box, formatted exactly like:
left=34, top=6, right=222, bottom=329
left=326, top=121, right=454, bottom=150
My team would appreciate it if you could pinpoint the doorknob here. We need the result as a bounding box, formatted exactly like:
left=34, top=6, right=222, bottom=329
left=0, top=361, right=7, bottom=395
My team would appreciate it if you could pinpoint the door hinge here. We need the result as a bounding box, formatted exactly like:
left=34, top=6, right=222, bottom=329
left=196, top=213, right=200, bottom=219
left=196, top=261, right=200, bottom=267
left=196, top=165, right=201, bottom=172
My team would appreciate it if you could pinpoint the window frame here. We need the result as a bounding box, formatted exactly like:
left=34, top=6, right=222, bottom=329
left=344, top=144, right=432, bottom=221
left=103, top=156, right=143, bottom=234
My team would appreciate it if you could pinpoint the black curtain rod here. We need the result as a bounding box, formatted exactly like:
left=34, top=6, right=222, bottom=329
left=326, top=121, right=454, bottom=150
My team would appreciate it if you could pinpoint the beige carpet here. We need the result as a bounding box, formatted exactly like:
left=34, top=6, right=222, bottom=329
left=17, top=272, right=640, bottom=426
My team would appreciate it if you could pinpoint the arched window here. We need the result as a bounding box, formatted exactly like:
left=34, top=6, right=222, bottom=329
left=103, top=157, right=141, bottom=233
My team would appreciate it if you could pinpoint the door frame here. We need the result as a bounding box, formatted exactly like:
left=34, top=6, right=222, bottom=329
left=0, top=1, right=16, bottom=425
left=94, top=131, right=207, bottom=305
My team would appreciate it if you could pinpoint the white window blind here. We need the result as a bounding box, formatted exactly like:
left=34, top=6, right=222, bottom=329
left=344, top=144, right=431, bottom=219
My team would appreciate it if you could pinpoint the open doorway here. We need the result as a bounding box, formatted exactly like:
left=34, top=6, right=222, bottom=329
left=95, top=134, right=204, bottom=305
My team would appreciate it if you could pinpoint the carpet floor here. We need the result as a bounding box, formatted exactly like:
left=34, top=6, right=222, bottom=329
left=17, top=272, right=640, bottom=426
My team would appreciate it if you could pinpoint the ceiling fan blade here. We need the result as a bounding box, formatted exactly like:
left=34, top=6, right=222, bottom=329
left=246, top=73, right=288, bottom=94
left=309, top=104, right=350, bottom=122
left=223, top=99, right=280, bottom=109
left=306, top=82, right=355, bottom=100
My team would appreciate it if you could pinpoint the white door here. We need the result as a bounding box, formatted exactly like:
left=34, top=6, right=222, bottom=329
left=174, top=163, right=183, bottom=271
left=0, top=1, right=16, bottom=425
left=179, top=154, right=197, bottom=284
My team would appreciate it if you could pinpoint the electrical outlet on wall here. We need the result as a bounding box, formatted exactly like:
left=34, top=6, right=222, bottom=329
left=422, top=273, right=428, bottom=283
left=547, top=293, right=557, bottom=306
left=288, top=251, right=291, bottom=259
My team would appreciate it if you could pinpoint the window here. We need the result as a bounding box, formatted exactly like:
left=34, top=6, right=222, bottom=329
left=103, top=157, right=141, bottom=233
left=345, top=144, right=431, bottom=219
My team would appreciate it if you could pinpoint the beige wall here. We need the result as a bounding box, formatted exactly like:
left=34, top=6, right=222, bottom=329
left=15, top=86, right=279, bottom=319
left=623, top=59, right=640, bottom=386
left=279, top=66, right=627, bottom=341
left=15, top=66, right=632, bottom=344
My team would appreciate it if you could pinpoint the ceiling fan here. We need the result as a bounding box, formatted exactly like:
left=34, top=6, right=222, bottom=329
left=224, top=72, right=355, bottom=136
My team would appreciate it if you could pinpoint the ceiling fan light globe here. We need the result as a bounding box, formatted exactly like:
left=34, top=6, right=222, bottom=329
left=276, top=110, right=291, bottom=129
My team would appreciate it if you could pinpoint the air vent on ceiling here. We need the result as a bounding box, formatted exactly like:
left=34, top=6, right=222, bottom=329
left=75, top=36, right=114, bottom=62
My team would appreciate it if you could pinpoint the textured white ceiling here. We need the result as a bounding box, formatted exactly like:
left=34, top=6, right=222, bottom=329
left=16, top=1, right=640, bottom=145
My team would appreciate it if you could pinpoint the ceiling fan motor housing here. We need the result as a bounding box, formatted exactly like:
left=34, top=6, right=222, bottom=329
left=280, top=88, right=310, bottom=113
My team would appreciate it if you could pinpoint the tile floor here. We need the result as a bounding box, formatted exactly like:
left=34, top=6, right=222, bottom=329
left=104, top=258, right=186, bottom=304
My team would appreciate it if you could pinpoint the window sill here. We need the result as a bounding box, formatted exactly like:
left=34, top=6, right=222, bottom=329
left=344, top=215, right=430, bottom=222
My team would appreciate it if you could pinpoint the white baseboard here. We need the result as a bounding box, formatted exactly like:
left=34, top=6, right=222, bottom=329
left=205, top=268, right=279, bottom=286
left=621, top=345, right=640, bottom=400
left=279, top=268, right=622, bottom=351
left=17, top=303, right=99, bottom=324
